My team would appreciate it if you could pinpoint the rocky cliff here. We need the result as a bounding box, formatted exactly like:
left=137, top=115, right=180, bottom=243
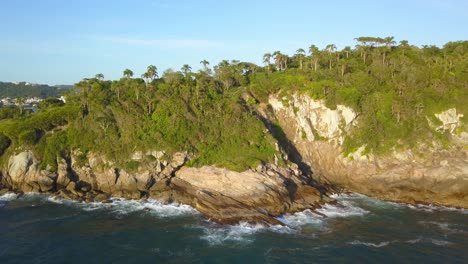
left=264, top=93, right=468, bottom=208
left=0, top=149, right=331, bottom=224
left=1, top=92, right=466, bottom=223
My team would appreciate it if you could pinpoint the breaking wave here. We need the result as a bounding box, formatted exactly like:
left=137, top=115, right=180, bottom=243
left=348, top=240, right=391, bottom=248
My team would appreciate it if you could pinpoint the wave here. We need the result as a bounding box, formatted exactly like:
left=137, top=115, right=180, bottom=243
left=0, top=192, right=18, bottom=201
left=75, top=198, right=199, bottom=218
left=332, top=192, right=468, bottom=214
left=348, top=240, right=391, bottom=248
left=418, top=221, right=467, bottom=235
left=408, top=204, right=468, bottom=214
left=316, top=201, right=369, bottom=218
left=199, top=221, right=294, bottom=246
left=2, top=192, right=198, bottom=218
left=276, top=209, right=324, bottom=227
left=406, top=237, right=453, bottom=246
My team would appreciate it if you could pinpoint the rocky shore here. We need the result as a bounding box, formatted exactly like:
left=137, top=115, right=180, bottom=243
left=0, top=150, right=333, bottom=225
left=264, top=93, right=468, bottom=208
left=1, top=93, right=466, bottom=223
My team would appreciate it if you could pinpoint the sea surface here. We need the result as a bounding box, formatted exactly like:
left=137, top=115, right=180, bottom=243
left=0, top=192, right=467, bottom=263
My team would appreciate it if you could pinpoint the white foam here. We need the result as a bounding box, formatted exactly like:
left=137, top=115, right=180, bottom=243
left=316, top=201, right=369, bottom=218
left=47, top=196, right=64, bottom=204
left=330, top=193, right=367, bottom=199
left=78, top=198, right=198, bottom=218
left=348, top=240, right=391, bottom=248
left=406, top=237, right=453, bottom=246
left=276, top=209, right=323, bottom=227
left=199, top=221, right=294, bottom=246
left=408, top=203, right=468, bottom=214
left=0, top=192, right=18, bottom=201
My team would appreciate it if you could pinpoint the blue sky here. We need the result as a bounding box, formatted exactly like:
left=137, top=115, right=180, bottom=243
left=1, top=0, right=467, bottom=85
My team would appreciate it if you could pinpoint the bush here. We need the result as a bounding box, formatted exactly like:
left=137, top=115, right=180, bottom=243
left=0, top=133, right=11, bottom=155
left=18, top=129, right=41, bottom=145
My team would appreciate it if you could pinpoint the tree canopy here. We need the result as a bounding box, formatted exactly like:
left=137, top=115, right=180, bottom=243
left=0, top=37, right=466, bottom=171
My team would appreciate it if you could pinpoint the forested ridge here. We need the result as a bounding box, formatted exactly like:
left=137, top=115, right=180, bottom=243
left=0, top=37, right=466, bottom=171
left=0, top=82, right=68, bottom=99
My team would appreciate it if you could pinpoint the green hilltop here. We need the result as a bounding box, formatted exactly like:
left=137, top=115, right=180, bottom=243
left=0, top=37, right=467, bottom=171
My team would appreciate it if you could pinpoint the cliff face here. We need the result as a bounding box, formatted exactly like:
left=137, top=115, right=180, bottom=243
left=266, top=93, right=468, bottom=208
left=1, top=93, right=466, bottom=223
left=0, top=149, right=330, bottom=224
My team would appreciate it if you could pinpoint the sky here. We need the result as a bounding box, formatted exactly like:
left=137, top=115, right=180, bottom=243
left=0, top=0, right=467, bottom=85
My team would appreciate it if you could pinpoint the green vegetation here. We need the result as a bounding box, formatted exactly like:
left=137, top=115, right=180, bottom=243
left=0, top=82, right=69, bottom=98
left=251, top=38, right=468, bottom=154
left=0, top=37, right=466, bottom=171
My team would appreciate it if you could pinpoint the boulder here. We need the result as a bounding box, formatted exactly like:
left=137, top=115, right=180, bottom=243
left=56, top=158, right=71, bottom=188
left=94, top=193, right=110, bottom=202
left=5, top=151, right=56, bottom=192
left=0, top=188, right=10, bottom=196
left=169, top=165, right=324, bottom=224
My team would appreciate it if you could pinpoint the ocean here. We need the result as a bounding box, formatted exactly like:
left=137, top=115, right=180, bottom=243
left=0, top=192, right=467, bottom=263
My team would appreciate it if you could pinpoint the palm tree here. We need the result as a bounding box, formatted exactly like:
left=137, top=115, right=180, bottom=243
left=181, top=64, right=192, bottom=76
left=308, top=45, right=320, bottom=71
left=273, top=51, right=284, bottom=71
left=95, top=73, right=104, bottom=81
left=343, top=46, right=352, bottom=59
left=142, top=65, right=158, bottom=83
left=325, top=44, right=336, bottom=69
left=280, top=54, right=288, bottom=70
left=200, top=60, right=210, bottom=72
left=296, top=48, right=305, bottom=70
left=263, top=53, right=272, bottom=72
left=123, top=69, right=133, bottom=79
left=382, top=36, right=396, bottom=65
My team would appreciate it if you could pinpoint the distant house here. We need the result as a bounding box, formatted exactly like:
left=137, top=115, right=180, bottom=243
left=23, top=105, right=38, bottom=113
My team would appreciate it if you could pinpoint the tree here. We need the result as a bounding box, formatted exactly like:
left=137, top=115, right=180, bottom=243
left=263, top=53, right=272, bottom=72
left=296, top=48, right=306, bottom=70
left=273, top=51, right=288, bottom=71
left=15, top=97, right=26, bottom=115
left=123, top=69, right=134, bottom=79
left=142, top=65, right=158, bottom=83
left=343, top=46, right=352, bottom=59
left=181, top=64, right=192, bottom=76
left=382, top=36, right=396, bottom=65
left=308, top=45, right=320, bottom=71
left=325, top=44, right=337, bottom=69
left=95, top=73, right=104, bottom=81
left=200, top=60, right=210, bottom=72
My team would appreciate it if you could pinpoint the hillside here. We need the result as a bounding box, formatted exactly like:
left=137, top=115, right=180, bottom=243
left=0, top=37, right=467, bottom=213
left=0, top=82, right=71, bottom=99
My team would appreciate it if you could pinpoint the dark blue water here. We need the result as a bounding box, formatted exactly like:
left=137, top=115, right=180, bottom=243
left=0, top=193, right=467, bottom=263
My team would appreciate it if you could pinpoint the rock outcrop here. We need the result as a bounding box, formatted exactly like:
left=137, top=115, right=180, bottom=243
left=2, top=151, right=56, bottom=192
left=1, top=149, right=328, bottom=224
left=265, top=93, right=468, bottom=208
left=3, top=92, right=464, bottom=223
left=170, top=165, right=325, bottom=224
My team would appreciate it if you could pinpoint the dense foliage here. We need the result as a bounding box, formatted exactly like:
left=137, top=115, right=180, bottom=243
left=251, top=38, right=468, bottom=154
left=0, top=82, right=69, bottom=98
left=0, top=37, right=466, bottom=171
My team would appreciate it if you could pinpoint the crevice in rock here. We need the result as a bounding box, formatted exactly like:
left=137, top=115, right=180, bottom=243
left=114, top=168, right=120, bottom=184
left=63, top=155, right=79, bottom=182
left=240, top=94, right=332, bottom=197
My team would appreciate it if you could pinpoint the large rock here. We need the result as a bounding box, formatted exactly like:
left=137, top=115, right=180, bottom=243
left=267, top=93, right=468, bottom=208
left=169, top=166, right=323, bottom=224
left=3, top=151, right=56, bottom=192
left=56, top=158, right=71, bottom=188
